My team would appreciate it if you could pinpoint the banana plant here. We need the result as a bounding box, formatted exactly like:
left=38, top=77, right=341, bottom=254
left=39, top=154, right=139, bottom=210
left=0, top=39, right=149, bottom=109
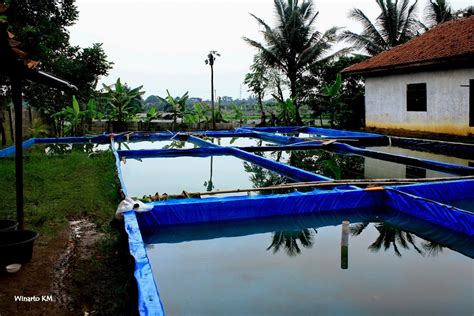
left=165, top=89, right=189, bottom=130
left=321, top=73, right=343, bottom=128
left=102, top=78, right=144, bottom=131
left=231, top=102, right=247, bottom=126
left=53, top=95, right=84, bottom=136
left=143, top=107, right=158, bottom=131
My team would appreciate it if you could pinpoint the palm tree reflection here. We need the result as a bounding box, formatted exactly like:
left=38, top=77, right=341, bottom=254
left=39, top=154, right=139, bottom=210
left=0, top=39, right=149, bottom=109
left=267, top=229, right=317, bottom=257
left=351, top=222, right=443, bottom=257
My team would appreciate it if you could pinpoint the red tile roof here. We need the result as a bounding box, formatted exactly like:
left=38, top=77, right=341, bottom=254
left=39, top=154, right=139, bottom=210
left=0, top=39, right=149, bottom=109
left=0, top=4, right=40, bottom=71
left=343, top=16, right=474, bottom=75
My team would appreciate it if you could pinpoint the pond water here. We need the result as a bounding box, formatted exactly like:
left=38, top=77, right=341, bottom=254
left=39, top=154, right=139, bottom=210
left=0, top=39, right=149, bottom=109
left=369, top=146, right=474, bottom=167
left=120, top=155, right=289, bottom=197
left=197, top=137, right=278, bottom=147
left=144, top=211, right=474, bottom=316
left=113, top=140, right=197, bottom=150
left=261, top=150, right=456, bottom=180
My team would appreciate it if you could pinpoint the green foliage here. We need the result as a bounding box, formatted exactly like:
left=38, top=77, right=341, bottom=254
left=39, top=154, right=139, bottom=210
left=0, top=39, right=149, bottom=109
left=306, top=55, right=367, bottom=129
left=244, top=54, right=268, bottom=124
left=3, top=2, right=112, bottom=125
left=101, top=78, right=145, bottom=131
left=322, top=74, right=342, bottom=98
left=321, top=74, right=343, bottom=128
left=276, top=98, right=297, bottom=126
left=143, top=107, right=158, bottom=131
left=341, top=0, right=421, bottom=56
left=165, top=90, right=189, bottom=129
left=231, top=102, right=247, bottom=125
left=53, top=95, right=102, bottom=136
left=27, top=119, right=49, bottom=138
left=243, top=0, right=340, bottom=124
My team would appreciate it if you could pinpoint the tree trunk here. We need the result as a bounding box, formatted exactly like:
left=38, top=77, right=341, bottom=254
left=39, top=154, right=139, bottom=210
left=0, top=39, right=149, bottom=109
left=258, top=93, right=266, bottom=127
left=289, top=74, right=303, bottom=126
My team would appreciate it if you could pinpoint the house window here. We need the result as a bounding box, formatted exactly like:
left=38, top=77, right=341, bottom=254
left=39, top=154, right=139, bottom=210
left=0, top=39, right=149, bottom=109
left=407, top=83, right=427, bottom=111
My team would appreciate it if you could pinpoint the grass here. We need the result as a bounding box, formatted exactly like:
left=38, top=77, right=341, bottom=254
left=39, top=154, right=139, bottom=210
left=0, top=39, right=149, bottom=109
left=0, top=150, right=119, bottom=234
left=0, top=149, right=137, bottom=315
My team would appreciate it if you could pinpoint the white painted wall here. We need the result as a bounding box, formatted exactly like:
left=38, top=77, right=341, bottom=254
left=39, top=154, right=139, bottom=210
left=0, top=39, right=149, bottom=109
left=365, top=68, right=474, bottom=136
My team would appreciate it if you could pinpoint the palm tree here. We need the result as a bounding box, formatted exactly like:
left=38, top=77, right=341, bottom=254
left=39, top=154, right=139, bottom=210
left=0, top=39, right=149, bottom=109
left=341, top=0, right=421, bottom=56
left=243, top=0, right=340, bottom=125
left=424, top=0, right=454, bottom=27
left=205, top=51, right=220, bottom=130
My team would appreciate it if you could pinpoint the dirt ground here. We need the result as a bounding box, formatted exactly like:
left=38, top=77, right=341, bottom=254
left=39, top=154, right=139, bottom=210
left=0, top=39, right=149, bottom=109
left=0, top=220, right=107, bottom=316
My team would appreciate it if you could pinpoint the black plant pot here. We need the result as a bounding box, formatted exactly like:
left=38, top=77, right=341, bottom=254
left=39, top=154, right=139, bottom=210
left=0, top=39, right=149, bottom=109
left=0, top=230, right=39, bottom=267
left=0, top=220, right=18, bottom=232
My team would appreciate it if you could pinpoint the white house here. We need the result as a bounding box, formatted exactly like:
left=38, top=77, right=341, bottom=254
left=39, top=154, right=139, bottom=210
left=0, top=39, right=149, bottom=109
left=343, top=16, right=474, bottom=137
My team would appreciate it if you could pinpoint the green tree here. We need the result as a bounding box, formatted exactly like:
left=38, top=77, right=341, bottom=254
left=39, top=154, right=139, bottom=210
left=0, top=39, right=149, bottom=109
left=243, top=0, right=340, bottom=125
left=101, top=78, right=144, bottom=132
left=244, top=54, right=269, bottom=125
left=304, top=55, right=367, bottom=128
left=205, top=51, right=220, bottom=130
left=341, top=0, right=421, bottom=56
left=4, top=1, right=112, bottom=132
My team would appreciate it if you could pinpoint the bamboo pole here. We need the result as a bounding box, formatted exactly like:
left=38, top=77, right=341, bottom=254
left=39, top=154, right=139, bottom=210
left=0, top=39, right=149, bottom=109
left=190, top=175, right=474, bottom=197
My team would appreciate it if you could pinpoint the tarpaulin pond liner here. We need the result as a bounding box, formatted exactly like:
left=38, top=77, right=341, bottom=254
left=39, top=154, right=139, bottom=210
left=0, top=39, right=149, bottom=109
left=330, top=142, right=474, bottom=176
left=390, top=136, right=474, bottom=160
left=1, top=128, right=473, bottom=315
left=126, top=188, right=474, bottom=316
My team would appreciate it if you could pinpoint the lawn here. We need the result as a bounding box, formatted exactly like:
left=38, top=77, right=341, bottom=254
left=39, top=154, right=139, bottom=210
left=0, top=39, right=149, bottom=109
left=0, top=149, right=137, bottom=315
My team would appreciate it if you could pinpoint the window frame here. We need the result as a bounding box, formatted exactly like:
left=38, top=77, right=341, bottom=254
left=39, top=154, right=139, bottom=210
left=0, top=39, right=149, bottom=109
left=406, top=83, right=427, bottom=112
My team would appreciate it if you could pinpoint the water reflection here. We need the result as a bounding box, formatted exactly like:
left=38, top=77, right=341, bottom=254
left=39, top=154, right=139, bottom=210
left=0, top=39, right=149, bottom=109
left=264, top=150, right=365, bottom=180
left=351, top=222, right=441, bottom=257
left=144, top=211, right=473, bottom=315
left=266, top=229, right=317, bottom=257
left=162, top=140, right=189, bottom=149
left=36, top=143, right=110, bottom=155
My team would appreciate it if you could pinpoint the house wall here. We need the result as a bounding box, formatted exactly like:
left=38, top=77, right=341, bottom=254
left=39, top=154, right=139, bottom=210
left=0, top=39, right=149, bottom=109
left=365, top=68, right=474, bottom=136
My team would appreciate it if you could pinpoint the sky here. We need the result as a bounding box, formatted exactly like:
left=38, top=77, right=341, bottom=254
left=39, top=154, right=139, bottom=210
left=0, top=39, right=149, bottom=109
left=69, top=0, right=471, bottom=99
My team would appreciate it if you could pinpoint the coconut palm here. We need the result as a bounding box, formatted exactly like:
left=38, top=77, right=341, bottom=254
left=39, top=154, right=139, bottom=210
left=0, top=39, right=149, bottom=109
left=424, top=0, right=454, bottom=27
left=341, top=0, right=421, bottom=56
left=243, top=0, right=340, bottom=125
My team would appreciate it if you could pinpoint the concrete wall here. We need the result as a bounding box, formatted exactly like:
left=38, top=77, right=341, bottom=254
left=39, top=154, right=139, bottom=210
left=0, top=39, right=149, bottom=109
left=365, top=68, right=474, bottom=136
left=0, top=108, right=42, bottom=143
